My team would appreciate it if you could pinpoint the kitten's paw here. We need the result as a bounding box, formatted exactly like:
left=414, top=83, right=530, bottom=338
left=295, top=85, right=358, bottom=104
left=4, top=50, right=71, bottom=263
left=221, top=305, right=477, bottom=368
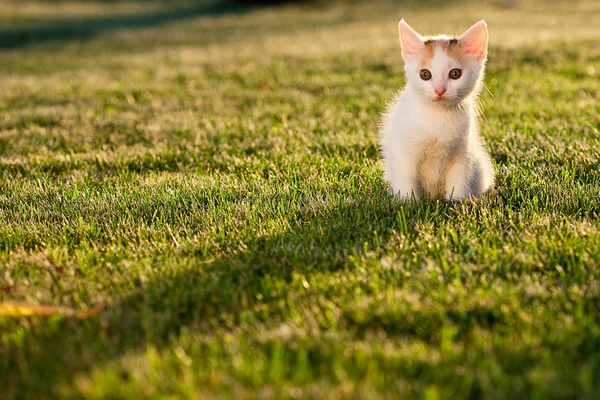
left=445, top=192, right=468, bottom=202
left=446, top=195, right=473, bottom=203
left=393, top=189, right=420, bottom=201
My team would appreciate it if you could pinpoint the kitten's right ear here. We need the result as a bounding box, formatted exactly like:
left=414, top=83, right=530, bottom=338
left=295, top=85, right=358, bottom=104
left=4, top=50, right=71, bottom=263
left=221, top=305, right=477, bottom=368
left=399, top=19, right=424, bottom=59
left=460, top=20, right=488, bottom=62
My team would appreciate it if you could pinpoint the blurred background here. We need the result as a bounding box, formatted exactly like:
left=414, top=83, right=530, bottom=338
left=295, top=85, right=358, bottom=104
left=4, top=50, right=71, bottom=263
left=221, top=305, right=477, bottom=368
left=2, top=0, right=599, bottom=50
left=0, top=0, right=597, bottom=161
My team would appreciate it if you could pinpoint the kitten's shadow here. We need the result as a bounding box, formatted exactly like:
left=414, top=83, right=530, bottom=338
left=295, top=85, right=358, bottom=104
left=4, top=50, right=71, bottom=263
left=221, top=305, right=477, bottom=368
left=6, top=187, right=459, bottom=396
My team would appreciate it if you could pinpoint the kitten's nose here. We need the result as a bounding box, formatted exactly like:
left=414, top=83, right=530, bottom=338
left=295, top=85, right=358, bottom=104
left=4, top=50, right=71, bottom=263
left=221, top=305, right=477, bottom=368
left=434, top=87, right=447, bottom=97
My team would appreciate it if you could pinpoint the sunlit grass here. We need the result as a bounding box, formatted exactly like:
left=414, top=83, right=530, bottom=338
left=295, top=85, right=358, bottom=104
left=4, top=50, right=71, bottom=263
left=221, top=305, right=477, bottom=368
left=1, top=0, right=599, bottom=398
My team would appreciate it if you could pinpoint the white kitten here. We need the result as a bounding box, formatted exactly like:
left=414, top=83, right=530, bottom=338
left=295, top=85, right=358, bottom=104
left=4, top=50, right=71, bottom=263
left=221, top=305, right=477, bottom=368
left=380, top=20, right=494, bottom=201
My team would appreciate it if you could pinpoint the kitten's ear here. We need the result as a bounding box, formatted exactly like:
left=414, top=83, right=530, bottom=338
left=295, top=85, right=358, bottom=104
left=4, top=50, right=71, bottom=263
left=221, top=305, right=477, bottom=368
left=460, top=20, right=488, bottom=62
left=399, top=19, right=424, bottom=59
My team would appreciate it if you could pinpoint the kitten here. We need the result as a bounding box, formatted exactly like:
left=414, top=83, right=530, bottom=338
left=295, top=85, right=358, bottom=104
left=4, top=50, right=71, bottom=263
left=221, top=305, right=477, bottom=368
left=380, top=20, right=494, bottom=201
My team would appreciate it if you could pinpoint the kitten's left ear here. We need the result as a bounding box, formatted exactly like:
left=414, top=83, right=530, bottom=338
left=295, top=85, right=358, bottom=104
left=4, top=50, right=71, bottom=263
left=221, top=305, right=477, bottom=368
left=460, top=20, right=488, bottom=62
left=399, top=19, right=424, bottom=60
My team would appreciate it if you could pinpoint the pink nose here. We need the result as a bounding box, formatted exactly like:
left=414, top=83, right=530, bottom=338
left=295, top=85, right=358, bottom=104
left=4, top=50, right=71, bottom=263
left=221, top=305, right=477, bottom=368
left=434, top=87, right=446, bottom=97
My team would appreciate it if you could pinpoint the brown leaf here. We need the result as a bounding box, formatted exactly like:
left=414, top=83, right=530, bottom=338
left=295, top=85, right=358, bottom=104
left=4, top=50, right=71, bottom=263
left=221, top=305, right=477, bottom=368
left=1, top=284, right=16, bottom=294
left=0, top=302, right=105, bottom=320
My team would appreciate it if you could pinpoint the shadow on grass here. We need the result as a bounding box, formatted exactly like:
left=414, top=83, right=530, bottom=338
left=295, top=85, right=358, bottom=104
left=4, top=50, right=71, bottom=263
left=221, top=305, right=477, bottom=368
left=6, top=180, right=598, bottom=396
left=2, top=186, right=442, bottom=397
left=0, top=0, right=474, bottom=52
left=0, top=1, right=251, bottom=50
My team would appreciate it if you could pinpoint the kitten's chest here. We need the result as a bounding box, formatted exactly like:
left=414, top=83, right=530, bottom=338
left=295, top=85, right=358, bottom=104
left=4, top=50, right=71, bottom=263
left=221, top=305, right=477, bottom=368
left=413, top=108, right=467, bottom=141
left=415, top=137, right=459, bottom=199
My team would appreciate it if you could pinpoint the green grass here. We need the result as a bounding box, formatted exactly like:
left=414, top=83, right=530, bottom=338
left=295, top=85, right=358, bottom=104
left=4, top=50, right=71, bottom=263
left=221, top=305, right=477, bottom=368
left=1, top=0, right=600, bottom=398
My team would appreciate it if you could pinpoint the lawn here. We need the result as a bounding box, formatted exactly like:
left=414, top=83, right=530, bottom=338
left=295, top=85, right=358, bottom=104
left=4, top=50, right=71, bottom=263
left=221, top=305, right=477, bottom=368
left=1, top=0, right=600, bottom=398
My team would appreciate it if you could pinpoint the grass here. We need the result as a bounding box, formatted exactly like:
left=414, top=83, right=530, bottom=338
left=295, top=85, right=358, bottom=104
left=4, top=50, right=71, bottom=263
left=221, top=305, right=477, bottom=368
left=1, top=0, right=600, bottom=398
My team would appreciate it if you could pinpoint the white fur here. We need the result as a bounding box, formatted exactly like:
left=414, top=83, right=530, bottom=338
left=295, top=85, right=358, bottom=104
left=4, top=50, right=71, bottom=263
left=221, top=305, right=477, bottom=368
left=380, top=20, right=494, bottom=201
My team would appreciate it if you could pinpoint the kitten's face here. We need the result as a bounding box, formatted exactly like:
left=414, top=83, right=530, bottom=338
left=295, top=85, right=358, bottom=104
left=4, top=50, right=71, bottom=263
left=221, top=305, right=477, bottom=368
left=399, top=20, right=488, bottom=106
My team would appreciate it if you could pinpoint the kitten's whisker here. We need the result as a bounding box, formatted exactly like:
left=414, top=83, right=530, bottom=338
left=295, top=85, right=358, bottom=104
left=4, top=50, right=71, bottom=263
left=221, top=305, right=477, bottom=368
left=482, top=83, right=495, bottom=100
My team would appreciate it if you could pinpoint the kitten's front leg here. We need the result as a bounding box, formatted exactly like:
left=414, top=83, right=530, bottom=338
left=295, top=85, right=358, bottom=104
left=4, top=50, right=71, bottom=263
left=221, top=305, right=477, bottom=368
left=444, top=160, right=469, bottom=201
left=388, top=157, right=420, bottom=200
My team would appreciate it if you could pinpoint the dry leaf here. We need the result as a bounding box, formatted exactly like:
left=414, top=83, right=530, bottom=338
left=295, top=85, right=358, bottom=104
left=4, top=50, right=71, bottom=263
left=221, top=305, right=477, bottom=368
left=0, top=302, right=105, bottom=320
left=1, top=284, right=16, bottom=294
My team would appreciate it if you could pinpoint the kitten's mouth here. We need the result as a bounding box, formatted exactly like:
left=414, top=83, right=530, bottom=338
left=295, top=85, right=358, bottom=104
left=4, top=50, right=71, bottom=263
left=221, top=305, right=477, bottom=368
left=431, top=95, right=455, bottom=104
left=430, top=96, right=460, bottom=108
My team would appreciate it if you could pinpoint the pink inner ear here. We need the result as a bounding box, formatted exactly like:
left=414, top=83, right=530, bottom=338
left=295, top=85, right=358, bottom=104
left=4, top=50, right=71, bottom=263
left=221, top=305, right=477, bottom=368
left=399, top=21, right=423, bottom=57
left=402, top=43, right=420, bottom=55
left=464, top=42, right=486, bottom=60
left=461, top=21, right=488, bottom=61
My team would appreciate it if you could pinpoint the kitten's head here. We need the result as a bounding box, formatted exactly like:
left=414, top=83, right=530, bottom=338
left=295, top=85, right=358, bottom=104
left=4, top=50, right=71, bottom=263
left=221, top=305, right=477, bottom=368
left=399, top=20, right=488, bottom=106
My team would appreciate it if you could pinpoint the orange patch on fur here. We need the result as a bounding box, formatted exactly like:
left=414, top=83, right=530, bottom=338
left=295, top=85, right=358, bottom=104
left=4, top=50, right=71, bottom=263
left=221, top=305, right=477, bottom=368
left=421, top=37, right=469, bottom=64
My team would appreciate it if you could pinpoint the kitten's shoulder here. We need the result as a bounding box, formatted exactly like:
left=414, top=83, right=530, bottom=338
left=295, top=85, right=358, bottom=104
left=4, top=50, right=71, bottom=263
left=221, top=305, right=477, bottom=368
left=379, top=88, right=412, bottom=135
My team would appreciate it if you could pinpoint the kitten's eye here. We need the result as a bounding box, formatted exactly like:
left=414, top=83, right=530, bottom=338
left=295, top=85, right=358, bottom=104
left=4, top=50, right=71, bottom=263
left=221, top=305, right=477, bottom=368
left=420, top=70, right=432, bottom=81
left=449, top=69, right=462, bottom=79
